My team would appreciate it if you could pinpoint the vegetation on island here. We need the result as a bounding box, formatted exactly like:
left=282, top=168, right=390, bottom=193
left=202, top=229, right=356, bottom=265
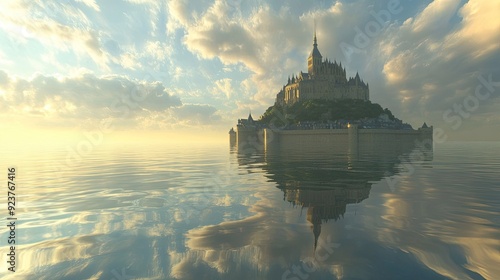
left=258, top=99, right=398, bottom=126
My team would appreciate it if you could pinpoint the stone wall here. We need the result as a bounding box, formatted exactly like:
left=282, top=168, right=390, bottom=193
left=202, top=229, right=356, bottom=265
left=255, top=127, right=433, bottom=156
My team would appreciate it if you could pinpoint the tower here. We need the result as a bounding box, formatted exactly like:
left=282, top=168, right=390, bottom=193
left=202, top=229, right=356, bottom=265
left=307, top=31, right=322, bottom=76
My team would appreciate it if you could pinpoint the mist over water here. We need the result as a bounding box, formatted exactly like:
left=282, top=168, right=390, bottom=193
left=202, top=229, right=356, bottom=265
left=1, top=141, right=499, bottom=279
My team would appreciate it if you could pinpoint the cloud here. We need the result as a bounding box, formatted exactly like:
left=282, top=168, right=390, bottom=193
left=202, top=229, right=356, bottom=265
left=0, top=1, right=176, bottom=74
left=75, top=0, right=101, bottom=12
left=213, top=78, right=234, bottom=99
left=0, top=1, right=109, bottom=68
left=0, top=70, right=183, bottom=126
left=166, top=0, right=215, bottom=33
left=360, top=0, right=500, bottom=135
left=167, top=1, right=303, bottom=111
left=145, top=41, right=174, bottom=61
left=169, top=104, right=221, bottom=125
left=167, top=0, right=192, bottom=32
left=446, top=0, right=500, bottom=59
left=0, top=69, right=224, bottom=131
left=411, top=0, right=461, bottom=35
left=381, top=0, right=500, bottom=75
left=132, top=103, right=222, bottom=130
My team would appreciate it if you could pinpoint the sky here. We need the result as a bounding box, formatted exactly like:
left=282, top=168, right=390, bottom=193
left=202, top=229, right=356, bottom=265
left=0, top=0, right=499, bottom=145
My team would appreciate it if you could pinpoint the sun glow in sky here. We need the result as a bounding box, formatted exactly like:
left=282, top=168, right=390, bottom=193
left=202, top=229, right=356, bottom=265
left=1, top=0, right=499, bottom=145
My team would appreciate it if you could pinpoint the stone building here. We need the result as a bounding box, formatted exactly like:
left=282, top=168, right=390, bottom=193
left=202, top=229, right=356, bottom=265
left=275, top=33, right=369, bottom=106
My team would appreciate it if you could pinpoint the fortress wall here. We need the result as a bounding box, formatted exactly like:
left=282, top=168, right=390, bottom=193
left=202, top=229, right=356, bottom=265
left=259, top=128, right=432, bottom=155
left=357, top=129, right=423, bottom=155
left=271, top=129, right=349, bottom=154
left=241, top=127, right=433, bottom=157
left=237, top=127, right=263, bottom=151
left=362, top=129, right=432, bottom=150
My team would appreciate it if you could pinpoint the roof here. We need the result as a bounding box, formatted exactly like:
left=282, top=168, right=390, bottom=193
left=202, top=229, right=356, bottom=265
left=310, top=46, right=322, bottom=57
left=310, top=33, right=322, bottom=58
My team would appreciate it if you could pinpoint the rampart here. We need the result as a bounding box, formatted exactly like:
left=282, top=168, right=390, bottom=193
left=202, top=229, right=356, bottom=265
left=235, top=125, right=433, bottom=155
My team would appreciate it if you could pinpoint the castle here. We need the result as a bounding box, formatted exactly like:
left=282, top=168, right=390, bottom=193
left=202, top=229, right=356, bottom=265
left=275, top=32, right=369, bottom=106
left=229, top=31, right=433, bottom=151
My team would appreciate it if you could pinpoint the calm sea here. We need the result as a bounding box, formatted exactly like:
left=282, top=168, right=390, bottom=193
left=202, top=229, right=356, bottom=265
left=1, top=141, right=499, bottom=280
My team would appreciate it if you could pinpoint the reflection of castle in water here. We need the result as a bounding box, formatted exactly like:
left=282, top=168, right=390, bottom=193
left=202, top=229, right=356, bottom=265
left=287, top=185, right=371, bottom=250
left=234, top=141, right=433, bottom=250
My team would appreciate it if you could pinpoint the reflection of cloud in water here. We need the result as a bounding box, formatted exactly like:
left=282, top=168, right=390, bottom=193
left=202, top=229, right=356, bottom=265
left=6, top=233, right=166, bottom=280
left=378, top=171, right=500, bottom=279
left=6, top=206, right=175, bottom=279
left=175, top=191, right=311, bottom=278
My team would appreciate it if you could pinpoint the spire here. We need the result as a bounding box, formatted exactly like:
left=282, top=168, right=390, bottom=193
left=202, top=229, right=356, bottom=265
left=309, top=30, right=322, bottom=57
left=313, top=223, right=321, bottom=251
left=308, top=22, right=322, bottom=75
left=313, top=19, right=317, bottom=47
left=308, top=207, right=322, bottom=252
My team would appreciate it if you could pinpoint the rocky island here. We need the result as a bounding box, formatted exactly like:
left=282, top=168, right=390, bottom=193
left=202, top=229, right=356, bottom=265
left=230, top=32, right=433, bottom=153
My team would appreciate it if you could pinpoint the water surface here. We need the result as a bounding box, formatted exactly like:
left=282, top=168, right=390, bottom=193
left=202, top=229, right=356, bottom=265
left=1, top=141, right=499, bottom=279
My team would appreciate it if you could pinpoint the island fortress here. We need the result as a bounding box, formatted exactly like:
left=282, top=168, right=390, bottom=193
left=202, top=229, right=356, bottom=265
left=276, top=32, right=369, bottom=106
left=230, top=31, right=433, bottom=151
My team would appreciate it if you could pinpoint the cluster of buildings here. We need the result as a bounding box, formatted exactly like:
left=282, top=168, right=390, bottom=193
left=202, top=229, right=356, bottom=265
left=234, top=113, right=414, bottom=131
left=275, top=33, right=369, bottom=106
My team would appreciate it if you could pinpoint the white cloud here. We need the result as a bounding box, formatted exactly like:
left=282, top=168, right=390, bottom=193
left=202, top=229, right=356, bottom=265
left=167, top=0, right=192, bottom=32
left=0, top=71, right=182, bottom=127
left=170, top=104, right=221, bottom=125
left=145, top=41, right=174, bottom=61
left=411, top=0, right=461, bottom=35
left=445, top=0, right=500, bottom=59
left=118, top=52, right=139, bottom=70
left=0, top=1, right=109, bottom=69
left=213, top=78, right=234, bottom=99
left=75, top=0, right=100, bottom=12
left=382, top=50, right=413, bottom=85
